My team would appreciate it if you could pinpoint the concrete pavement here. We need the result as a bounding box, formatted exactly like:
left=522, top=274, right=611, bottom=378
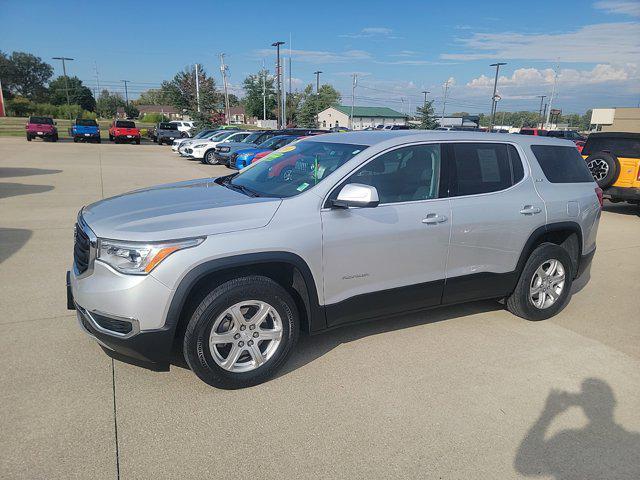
left=1, top=137, right=639, bottom=479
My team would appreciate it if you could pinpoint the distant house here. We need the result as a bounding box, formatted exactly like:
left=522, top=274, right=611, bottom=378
left=227, top=106, right=255, bottom=125
left=318, top=105, right=408, bottom=130
left=136, top=104, right=181, bottom=120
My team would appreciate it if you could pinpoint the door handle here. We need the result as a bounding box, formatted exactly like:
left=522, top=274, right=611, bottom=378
left=422, top=213, right=448, bottom=224
left=520, top=205, right=542, bottom=215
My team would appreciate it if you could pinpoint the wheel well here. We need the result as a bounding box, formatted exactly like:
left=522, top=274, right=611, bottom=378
left=524, top=227, right=581, bottom=276
left=172, top=262, right=313, bottom=348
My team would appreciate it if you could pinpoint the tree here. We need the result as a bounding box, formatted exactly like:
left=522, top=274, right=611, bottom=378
left=580, top=109, right=592, bottom=131
left=49, top=76, right=96, bottom=111
left=296, top=83, right=341, bottom=128
left=228, top=93, right=240, bottom=107
left=135, top=88, right=171, bottom=105
left=161, top=65, right=219, bottom=118
left=124, top=103, right=139, bottom=119
left=0, top=51, right=53, bottom=101
left=96, top=89, right=125, bottom=118
left=242, top=69, right=276, bottom=119
left=416, top=99, right=438, bottom=129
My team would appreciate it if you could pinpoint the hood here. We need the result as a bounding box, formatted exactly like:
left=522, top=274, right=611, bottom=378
left=237, top=147, right=263, bottom=156
left=82, top=178, right=282, bottom=242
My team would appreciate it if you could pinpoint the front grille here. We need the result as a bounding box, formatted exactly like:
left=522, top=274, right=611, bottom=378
left=74, top=223, right=90, bottom=274
left=92, top=311, right=133, bottom=335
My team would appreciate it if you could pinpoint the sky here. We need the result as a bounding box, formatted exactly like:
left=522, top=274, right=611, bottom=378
left=1, top=0, right=639, bottom=115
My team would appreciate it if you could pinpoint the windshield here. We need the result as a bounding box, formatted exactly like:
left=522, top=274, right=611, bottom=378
left=243, top=132, right=265, bottom=143
left=194, top=129, right=215, bottom=139
left=77, top=119, right=97, bottom=126
left=211, top=131, right=235, bottom=141
left=229, top=140, right=368, bottom=198
left=30, top=116, right=53, bottom=125
left=116, top=121, right=135, bottom=128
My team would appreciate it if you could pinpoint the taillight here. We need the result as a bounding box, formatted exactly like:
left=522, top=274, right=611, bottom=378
left=595, top=187, right=603, bottom=208
left=637, top=166, right=640, bottom=181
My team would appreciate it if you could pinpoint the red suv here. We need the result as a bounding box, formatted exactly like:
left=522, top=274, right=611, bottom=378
left=26, top=116, right=58, bottom=142
left=108, top=120, right=141, bottom=144
left=519, top=128, right=547, bottom=136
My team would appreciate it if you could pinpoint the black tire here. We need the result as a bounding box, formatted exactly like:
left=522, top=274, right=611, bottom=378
left=52, top=134, right=58, bottom=142
left=26, top=135, right=32, bottom=142
left=73, top=137, right=78, bottom=143
left=183, top=275, right=299, bottom=389
left=180, top=131, right=187, bottom=138
left=204, top=150, right=217, bottom=165
left=506, top=243, right=574, bottom=321
left=96, top=138, right=101, bottom=144
left=135, top=138, right=140, bottom=145
left=585, top=152, right=619, bottom=188
left=109, top=134, right=114, bottom=142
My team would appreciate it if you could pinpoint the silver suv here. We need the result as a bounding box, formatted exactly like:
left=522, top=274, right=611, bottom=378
left=67, top=131, right=601, bottom=388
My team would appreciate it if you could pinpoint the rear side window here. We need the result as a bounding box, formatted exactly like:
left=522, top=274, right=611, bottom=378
left=531, top=145, right=594, bottom=183
left=450, top=143, right=524, bottom=197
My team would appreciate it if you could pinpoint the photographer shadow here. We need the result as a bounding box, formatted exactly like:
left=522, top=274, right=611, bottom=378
left=515, top=378, right=640, bottom=479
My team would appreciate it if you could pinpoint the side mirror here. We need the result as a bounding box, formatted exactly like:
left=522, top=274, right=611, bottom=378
left=332, top=183, right=379, bottom=209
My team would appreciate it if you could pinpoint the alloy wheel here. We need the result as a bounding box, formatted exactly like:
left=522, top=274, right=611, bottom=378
left=529, top=259, right=566, bottom=309
left=587, top=159, right=609, bottom=181
left=209, top=300, right=283, bottom=373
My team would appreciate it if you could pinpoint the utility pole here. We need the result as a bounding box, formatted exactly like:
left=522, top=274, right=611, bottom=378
left=545, top=64, right=559, bottom=128
left=282, top=56, right=287, bottom=127
left=121, top=80, right=130, bottom=106
left=220, top=54, right=231, bottom=125
left=52, top=57, right=74, bottom=109
left=441, top=79, right=450, bottom=122
left=350, top=73, right=357, bottom=129
left=262, top=61, right=267, bottom=122
left=94, top=61, right=100, bottom=98
left=537, top=95, right=546, bottom=128
left=272, top=41, right=284, bottom=128
left=195, top=63, right=201, bottom=113
left=422, top=90, right=430, bottom=105
left=0, top=78, right=5, bottom=117
left=489, top=62, right=506, bottom=130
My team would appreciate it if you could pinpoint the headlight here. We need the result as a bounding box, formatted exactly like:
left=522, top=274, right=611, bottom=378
left=97, top=237, right=204, bottom=275
left=193, top=143, right=208, bottom=149
left=218, top=146, right=230, bottom=152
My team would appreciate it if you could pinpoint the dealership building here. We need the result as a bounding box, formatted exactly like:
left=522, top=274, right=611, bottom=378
left=590, top=107, right=640, bottom=133
left=317, top=105, right=408, bottom=130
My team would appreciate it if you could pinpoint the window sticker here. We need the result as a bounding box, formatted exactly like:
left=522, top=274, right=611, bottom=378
left=264, top=152, right=283, bottom=161
left=279, top=145, right=296, bottom=153
left=477, top=149, right=501, bottom=182
left=297, top=182, right=310, bottom=192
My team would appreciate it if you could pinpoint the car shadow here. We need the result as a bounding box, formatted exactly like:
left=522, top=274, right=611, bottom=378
left=0, top=182, right=54, bottom=200
left=602, top=201, right=639, bottom=217
left=514, top=378, right=640, bottom=479
left=276, top=299, right=503, bottom=379
left=0, top=228, right=32, bottom=264
left=0, top=167, right=62, bottom=178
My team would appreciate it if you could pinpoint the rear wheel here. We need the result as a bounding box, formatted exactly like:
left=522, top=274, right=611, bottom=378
left=183, top=276, right=299, bottom=389
left=52, top=134, right=58, bottom=142
left=26, top=134, right=32, bottom=142
left=507, top=243, right=573, bottom=321
left=135, top=138, right=140, bottom=145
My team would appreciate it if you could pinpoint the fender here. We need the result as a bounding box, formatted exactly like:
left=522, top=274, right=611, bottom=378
left=164, top=252, right=325, bottom=337
left=515, top=221, right=583, bottom=277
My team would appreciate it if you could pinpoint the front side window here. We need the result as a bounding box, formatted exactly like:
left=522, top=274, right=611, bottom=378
left=450, top=143, right=524, bottom=197
left=343, top=144, right=442, bottom=204
left=228, top=141, right=367, bottom=198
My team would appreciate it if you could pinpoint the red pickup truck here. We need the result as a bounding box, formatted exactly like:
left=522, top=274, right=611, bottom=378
left=108, top=120, right=141, bottom=144
left=26, top=116, right=58, bottom=142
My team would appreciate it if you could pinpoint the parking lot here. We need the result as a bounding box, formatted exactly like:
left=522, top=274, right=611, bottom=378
left=1, top=137, right=639, bottom=479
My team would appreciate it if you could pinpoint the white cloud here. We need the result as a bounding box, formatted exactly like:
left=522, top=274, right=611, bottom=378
left=595, top=1, right=640, bottom=17
left=442, top=23, right=640, bottom=63
left=255, top=48, right=372, bottom=63
left=467, top=64, right=638, bottom=89
left=390, top=50, right=419, bottom=58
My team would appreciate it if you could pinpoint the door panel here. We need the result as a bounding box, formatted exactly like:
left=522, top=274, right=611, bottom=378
left=321, top=143, right=450, bottom=326
left=443, top=142, right=545, bottom=303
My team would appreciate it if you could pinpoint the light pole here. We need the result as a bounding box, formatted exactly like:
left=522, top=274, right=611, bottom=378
left=52, top=56, right=74, bottom=108
left=537, top=95, right=546, bottom=128
left=314, top=71, right=322, bottom=94
left=272, top=41, right=285, bottom=128
left=489, top=62, right=506, bottom=130
left=421, top=90, right=430, bottom=105
left=350, top=73, right=358, bottom=129
left=121, top=80, right=130, bottom=106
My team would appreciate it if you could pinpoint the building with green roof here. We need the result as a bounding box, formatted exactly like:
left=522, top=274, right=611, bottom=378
left=318, top=105, right=409, bottom=130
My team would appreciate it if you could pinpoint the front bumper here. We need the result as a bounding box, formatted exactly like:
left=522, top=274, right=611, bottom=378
left=604, top=186, right=640, bottom=202
left=68, top=269, right=175, bottom=366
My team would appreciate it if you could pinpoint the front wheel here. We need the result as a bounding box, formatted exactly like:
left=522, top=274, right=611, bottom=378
left=26, top=135, right=32, bottom=142
left=183, top=276, right=299, bottom=389
left=109, top=134, right=114, bottom=141
left=135, top=138, right=140, bottom=145
left=204, top=150, right=218, bottom=165
left=506, top=243, right=573, bottom=321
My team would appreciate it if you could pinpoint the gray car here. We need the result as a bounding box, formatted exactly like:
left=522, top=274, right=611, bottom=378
left=155, top=122, right=185, bottom=145
left=67, top=131, right=601, bottom=388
